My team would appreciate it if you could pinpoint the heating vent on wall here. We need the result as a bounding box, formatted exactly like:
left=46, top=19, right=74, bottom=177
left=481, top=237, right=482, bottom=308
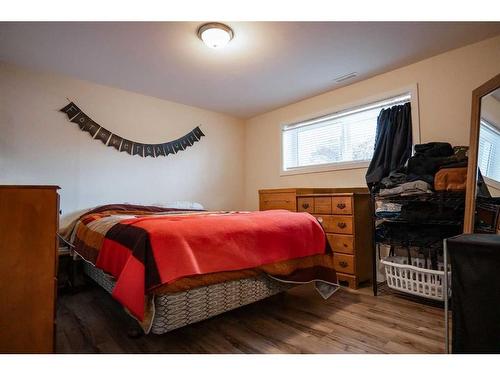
left=334, top=72, right=358, bottom=83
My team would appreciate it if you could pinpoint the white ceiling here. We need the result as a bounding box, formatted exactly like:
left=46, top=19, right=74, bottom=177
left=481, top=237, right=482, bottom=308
left=1, top=22, right=500, bottom=118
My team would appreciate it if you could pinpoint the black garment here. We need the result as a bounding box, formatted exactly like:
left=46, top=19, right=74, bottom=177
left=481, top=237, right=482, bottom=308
left=379, top=168, right=407, bottom=188
left=366, top=103, right=412, bottom=191
left=407, top=142, right=468, bottom=177
left=407, top=154, right=442, bottom=176
left=414, top=142, right=453, bottom=157
left=399, top=202, right=464, bottom=223
left=477, top=169, right=492, bottom=198
left=447, top=234, right=500, bottom=353
left=437, top=161, right=468, bottom=170
left=375, top=222, right=461, bottom=247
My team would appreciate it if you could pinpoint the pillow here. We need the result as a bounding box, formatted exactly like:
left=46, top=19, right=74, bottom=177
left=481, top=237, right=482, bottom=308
left=154, top=201, right=205, bottom=210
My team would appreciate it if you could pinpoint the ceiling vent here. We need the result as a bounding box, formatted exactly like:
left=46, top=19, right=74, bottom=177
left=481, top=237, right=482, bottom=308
left=334, top=72, right=358, bottom=83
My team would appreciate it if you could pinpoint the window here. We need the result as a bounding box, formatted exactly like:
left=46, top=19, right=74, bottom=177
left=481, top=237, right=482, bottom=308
left=478, top=119, right=500, bottom=182
left=282, top=93, right=412, bottom=173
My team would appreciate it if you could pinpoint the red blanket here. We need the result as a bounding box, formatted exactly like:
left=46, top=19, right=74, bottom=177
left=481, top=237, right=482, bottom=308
left=93, top=210, right=326, bottom=321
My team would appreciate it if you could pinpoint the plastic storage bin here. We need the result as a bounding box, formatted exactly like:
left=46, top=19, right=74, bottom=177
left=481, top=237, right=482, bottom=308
left=380, top=255, right=450, bottom=301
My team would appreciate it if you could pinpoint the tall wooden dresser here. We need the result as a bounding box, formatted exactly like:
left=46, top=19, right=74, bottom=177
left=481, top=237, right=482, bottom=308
left=259, top=188, right=373, bottom=289
left=0, top=185, right=59, bottom=353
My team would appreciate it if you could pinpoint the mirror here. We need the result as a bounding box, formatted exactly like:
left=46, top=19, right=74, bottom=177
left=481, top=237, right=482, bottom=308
left=464, top=73, right=500, bottom=233
left=478, top=88, right=500, bottom=197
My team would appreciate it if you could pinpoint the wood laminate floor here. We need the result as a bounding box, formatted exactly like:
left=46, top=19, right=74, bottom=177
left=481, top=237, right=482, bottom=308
left=56, top=283, right=446, bottom=354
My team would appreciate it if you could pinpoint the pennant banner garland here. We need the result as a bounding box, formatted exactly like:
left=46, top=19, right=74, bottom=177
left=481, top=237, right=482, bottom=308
left=60, top=102, right=205, bottom=158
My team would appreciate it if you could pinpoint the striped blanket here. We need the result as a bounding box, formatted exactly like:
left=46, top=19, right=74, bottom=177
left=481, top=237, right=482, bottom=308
left=64, top=204, right=338, bottom=328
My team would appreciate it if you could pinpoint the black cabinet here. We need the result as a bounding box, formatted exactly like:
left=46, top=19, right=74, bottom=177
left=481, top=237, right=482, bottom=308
left=447, top=234, right=500, bottom=353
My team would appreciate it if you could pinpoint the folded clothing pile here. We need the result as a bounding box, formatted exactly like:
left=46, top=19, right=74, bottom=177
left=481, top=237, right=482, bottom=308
left=377, top=142, right=468, bottom=196
left=375, top=201, right=402, bottom=218
left=408, top=143, right=468, bottom=179
left=378, top=180, right=432, bottom=198
left=373, top=142, right=467, bottom=270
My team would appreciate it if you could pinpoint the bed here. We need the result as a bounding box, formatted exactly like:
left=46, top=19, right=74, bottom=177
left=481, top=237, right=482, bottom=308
left=63, top=204, right=339, bottom=334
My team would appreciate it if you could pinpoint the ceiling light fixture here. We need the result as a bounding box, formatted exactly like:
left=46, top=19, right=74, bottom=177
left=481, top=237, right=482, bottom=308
left=197, top=22, right=234, bottom=49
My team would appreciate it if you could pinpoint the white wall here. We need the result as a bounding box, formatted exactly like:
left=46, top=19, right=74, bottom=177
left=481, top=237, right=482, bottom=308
left=0, top=63, right=245, bottom=227
left=243, top=35, right=500, bottom=210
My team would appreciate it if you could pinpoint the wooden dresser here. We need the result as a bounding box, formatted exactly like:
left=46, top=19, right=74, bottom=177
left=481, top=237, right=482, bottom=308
left=259, top=188, right=373, bottom=289
left=0, top=185, right=60, bottom=353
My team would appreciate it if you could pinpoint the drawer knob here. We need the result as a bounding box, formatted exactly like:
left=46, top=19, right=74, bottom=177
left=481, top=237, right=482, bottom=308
left=337, top=222, right=347, bottom=229
left=343, top=243, right=348, bottom=247
left=336, top=203, right=346, bottom=210
left=339, top=261, right=349, bottom=268
left=302, top=203, right=310, bottom=209
left=317, top=217, right=323, bottom=223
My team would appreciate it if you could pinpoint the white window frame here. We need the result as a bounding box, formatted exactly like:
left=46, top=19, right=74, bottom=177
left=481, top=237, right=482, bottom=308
left=280, top=84, right=421, bottom=176
left=483, top=175, right=500, bottom=192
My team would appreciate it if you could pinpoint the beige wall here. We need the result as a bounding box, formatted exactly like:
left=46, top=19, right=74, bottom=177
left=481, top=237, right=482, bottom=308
left=0, top=63, right=245, bottom=227
left=2, top=35, right=500, bottom=221
left=243, top=35, right=500, bottom=210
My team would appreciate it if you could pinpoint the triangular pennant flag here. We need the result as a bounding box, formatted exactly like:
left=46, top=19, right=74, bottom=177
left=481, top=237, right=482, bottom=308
left=95, top=128, right=112, bottom=145
left=154, top=144, right=165, bottom=157
left=193, top=126, right=205, bottom=139
left=144, top=144, right=155, bottom=158
left=70, top=112, right=92, bottom=128
left=120, top=139, right=133, bottom=154
left=133, top=143, right=144, bottom=157
left=60, top=102, right=81, bottom=120
left=163, top=142, right=176, bottom=155
left=187, top=131, right=199, bottom=144
left=83, top=122, right=100, bottom=138
left=60, top=101, right=205, bottom=157
left=180, top=135, right=191, bottom=149
left=172, top=139, right=185, bottom=152
left=108, top=134, right=123, bottom=150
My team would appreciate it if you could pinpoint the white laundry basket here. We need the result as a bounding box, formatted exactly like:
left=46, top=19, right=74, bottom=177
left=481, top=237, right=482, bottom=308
left=380, top=256, right=451, bottom=301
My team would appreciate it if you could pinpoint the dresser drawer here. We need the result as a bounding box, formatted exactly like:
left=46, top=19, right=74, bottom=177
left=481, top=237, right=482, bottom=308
left=297, top=197, right=314, bottom=213
left=331, top=196, right=353, bottom=215
left=336, top=272, right=358, bottom=289
left=315, top=215, right=353, bottom=234
left=327, top=234, right=354, bottom=254
left=333, top=253, right=355, bottom=274
left=260, top=192, right=296, bottom=211
left=314, top=197, right=332, bottom=214
left=330, top=216, right=353, bottom=234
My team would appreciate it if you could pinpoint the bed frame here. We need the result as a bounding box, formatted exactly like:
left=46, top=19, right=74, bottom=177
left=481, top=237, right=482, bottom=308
left=83, top=262, right=293, bottom=334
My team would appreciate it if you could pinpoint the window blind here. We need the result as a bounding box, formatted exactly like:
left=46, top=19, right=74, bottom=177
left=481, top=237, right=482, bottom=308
left=479, top=120, right=500, bottom=182
left=282, top=94, right=411, bottom=171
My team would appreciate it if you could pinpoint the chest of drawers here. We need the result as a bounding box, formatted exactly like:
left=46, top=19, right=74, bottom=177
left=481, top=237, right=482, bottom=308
left=259, top=188, right=373, bottom=289
left=0, top=185, right=59, bottom=353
